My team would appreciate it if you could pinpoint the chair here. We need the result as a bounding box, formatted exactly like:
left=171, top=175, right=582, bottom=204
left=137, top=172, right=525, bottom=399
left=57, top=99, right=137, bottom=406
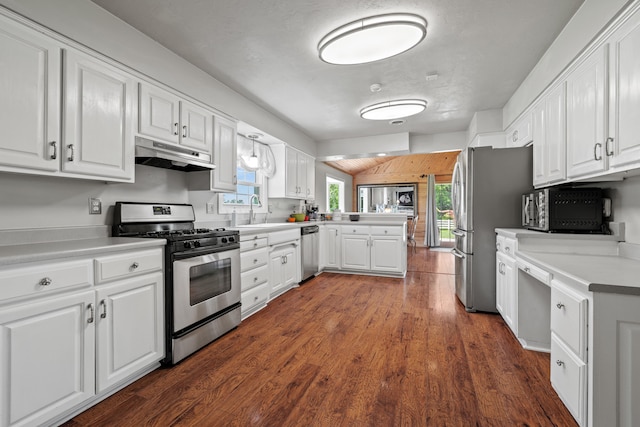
left=407, top=215, right=418, bottom=253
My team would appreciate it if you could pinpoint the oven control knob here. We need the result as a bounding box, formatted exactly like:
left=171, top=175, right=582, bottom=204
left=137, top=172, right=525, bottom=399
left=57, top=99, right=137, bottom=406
left=228, top=236, right=235, bottom=243
left=194, top=241, right=201, bottom=248
left=221, top=237, right=228, bottom=243
left=184, top=241, right=194, bottom=249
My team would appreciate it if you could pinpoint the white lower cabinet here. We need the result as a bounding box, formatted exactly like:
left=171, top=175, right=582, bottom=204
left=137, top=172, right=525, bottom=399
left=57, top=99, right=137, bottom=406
left=0, top=290, right=96, bottom=427
left=269, top=244, right=298, bottom=298
left=321, top=224, right=341, bottom=270
left=239, top=233, right=269, bottom=319
left=338, top=225, right=406, bottom=275
left=0, top=246, right=164, bottom=427
left=495, top=233, right=517, bottom=335
left=551, top=332, right=587, bottom=426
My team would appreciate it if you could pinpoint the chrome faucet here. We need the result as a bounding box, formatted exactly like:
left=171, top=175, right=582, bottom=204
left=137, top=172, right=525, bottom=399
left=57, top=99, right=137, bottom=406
left=249, top=194, right=261, bottom=224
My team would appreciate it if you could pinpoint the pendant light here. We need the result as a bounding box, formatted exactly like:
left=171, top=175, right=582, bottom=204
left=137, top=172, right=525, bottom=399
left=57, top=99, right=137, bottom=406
left=318, top=13, right=427, bottom=65
left=246, top=134, right=260, bottom=169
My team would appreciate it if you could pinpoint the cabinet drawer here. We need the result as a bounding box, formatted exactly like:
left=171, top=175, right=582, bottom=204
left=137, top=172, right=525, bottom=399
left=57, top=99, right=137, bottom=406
left=550, top=333, right=587, bottom=426
left=551, top=280, right=588, bottom=360
left=370, top=226, right=402, bottom=236
left=241, top=264, right=269, bottom=292
left=0, top=259, right=93, bottom=302
left=240, top=237, right=268, bottom=252
left=516, top=258, right=550, bottom=284
left=341, top=225, right=369, bottom=235
left=241, top=281, right=270, bottom=312
left=94, top=248, right=163, bottom=284
left=497, top=236, right=516, bottom=257
left=240, top=247, right=268, bottom=273
left=239, top=233, right=268, bottom=243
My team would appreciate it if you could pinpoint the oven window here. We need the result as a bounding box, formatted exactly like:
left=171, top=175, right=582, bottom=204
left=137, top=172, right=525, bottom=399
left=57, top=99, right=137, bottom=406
left=189, top=258, right=232, bottom=305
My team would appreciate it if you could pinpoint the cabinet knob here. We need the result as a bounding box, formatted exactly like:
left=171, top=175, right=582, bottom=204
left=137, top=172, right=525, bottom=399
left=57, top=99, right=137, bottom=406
left=505, top=247, right=511, bottom=253
left=513, top=130, right=519, bottom=142
left=39, top=277, right=52, bottom=286
left=254, top=277, right=258, bottom=282
left=254, top=242, right=258, bottom=247
left=556, top=302, right=565, bottom=309
left=496, top=243, right=501, bottom=250
left=254, top=296, right=259, bottom=302
left=131, top=262, right=139, bottom=270
left=556, top=360, right=564, bottom=367
left=253, top=258, right=258, bottom=264
left=524, top=267, right=530, bottom=272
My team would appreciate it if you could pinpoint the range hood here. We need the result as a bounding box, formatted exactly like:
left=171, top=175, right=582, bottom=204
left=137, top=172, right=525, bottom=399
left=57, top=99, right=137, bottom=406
left=135, top=137, right=216, bottom=172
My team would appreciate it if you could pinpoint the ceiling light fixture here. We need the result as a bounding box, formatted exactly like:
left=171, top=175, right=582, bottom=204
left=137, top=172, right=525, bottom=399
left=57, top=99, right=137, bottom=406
left=318, top=13, right=427, bottom=65
left=246, top=134, right=260, bottom=169
left=360, top=99, right=427, bottom=120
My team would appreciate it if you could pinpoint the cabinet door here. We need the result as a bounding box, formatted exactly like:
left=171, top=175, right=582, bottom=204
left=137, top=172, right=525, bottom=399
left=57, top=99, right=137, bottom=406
left=138, top=83, right=180, bottom=144
left=370, top=236, right=402, bottom=272
left=297, top=153, right=308, bottom=199
left=608, top=13, right=640, bottom=169
left=282, top=246, right=298, bottom=287
left=180, top=100, right=212, bottom=153
left=496, top=253, right=507, bottom=318
left=0, top=16, right=60, bottom=173
left=341, top=235, right=370, bottom=270
left=63, top=50, right=135, bottom=181
left=566, top=45, right=608, bottom=178
left=503, top=257, right=516, bottom=333
left=305, top=154, right=316, bottom=200
left=532, top=101, right=546, bottom=186
left=0, top=290, right=95, bottom=427
left=269, top=248, right=285, bottom=296
left=324, top=227, right=341, bottom=269
left=544, top=82, right=567, bottom=184
left=211, top=115, right=238, bottom=192
left=285, top=147, right=299, bottom=198
left=95, top=272, right=164, bottom=392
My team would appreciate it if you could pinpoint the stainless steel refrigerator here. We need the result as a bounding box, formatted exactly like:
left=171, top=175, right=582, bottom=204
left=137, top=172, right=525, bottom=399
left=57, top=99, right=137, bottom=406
left=451, top=145, right=532, bottom=312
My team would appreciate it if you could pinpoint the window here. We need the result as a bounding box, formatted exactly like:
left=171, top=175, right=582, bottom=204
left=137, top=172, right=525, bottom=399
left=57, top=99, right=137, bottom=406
left=219, top=166, right=267, bottom=213
left=435, top=183, right=453, bottom=241
left=326, top=176, right=344, bottom=212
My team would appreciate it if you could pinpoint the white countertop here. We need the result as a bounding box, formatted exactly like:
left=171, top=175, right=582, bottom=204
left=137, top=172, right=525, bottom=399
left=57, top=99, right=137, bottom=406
left=230, top=219, right=406, bottom=235
left=517, top=250, right=640, bottom=295
left=0, top=237, right=166, bottom=266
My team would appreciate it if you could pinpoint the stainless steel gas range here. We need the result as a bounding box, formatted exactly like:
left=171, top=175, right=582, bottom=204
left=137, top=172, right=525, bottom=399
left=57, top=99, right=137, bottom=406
left=112, top=202, right=240, bottom=365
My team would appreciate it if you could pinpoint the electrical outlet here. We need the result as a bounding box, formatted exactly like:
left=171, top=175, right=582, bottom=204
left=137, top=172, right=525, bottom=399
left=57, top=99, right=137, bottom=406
left=89, top=198, right=102, bottom=215
left=206, top=202, right=215, bottom=213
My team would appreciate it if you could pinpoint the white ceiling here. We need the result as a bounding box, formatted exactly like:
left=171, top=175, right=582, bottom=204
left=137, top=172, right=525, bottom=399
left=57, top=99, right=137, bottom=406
left=91, top=0, right=584, bottom=143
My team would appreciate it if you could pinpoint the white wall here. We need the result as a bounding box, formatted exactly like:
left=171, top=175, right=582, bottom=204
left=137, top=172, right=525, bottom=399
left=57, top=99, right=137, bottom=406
left=599, top=176, right=640, bottom=244
left=315, top=162, right=353, bottom=213
left=0, top=166, right=188, bottom=231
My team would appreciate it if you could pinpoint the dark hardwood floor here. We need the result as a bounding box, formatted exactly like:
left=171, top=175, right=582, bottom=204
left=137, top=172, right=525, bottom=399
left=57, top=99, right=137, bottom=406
left=64, top=248, right=577, bottom=426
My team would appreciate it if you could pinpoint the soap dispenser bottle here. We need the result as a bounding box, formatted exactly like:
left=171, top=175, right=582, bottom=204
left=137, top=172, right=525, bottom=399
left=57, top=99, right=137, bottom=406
left=231, top=208, right=237, bottom=227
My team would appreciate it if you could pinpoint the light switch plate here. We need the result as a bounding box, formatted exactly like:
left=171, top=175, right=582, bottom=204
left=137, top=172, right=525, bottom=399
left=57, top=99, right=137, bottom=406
left=206, top=202, right=215, bottom=213
left=89, top=198, right=102, bottom=215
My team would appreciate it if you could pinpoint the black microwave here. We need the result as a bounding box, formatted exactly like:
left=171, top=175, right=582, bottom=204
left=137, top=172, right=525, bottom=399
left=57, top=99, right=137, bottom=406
left=522, top=188, right=606, bottom=232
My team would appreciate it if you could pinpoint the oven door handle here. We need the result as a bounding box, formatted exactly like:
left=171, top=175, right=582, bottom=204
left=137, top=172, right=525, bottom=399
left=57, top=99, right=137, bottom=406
left=172, top=244, right=240, bottom=261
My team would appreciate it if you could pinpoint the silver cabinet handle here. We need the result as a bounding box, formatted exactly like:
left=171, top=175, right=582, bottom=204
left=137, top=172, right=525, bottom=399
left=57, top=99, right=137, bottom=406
left=605, top=137, right=614, bottom=156
left=50, top=141, right=57, bottom=159
left=556, top=302, right=565, bottom=309
left=233, top=175, right=238, bottom=184
left=254, top=276, right=258, bottom=282
left=100, top=299, right=107, bottom=319
left=39, top=277, right=52, bottom=286
left=87, top=303, right=95, bottom=324
left=131, top=262, right=139, bottom=270
left=254, top=242, right=258, bottom=247
left=182, top=125, right=187, bottom=138
left=513, top=130, right=519, bottom=142
left=556, top=360, right=564, bottom=367
left=524, top=267, right=530, bottom=272
left=505, top=247, right=511, bottom=253
left=253, top=258, right=258, bottom=264
left=594, top=142, right=602, bottom=161
left=254, top=296, right=259, bottom=302
left=496, top=242, right=501, bottom=251
left=173, top=123, right=179, bottom=135
left=67, top=144, right=75, bottom=162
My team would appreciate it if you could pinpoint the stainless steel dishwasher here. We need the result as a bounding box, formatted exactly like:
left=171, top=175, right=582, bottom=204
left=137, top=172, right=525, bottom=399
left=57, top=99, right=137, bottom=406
left=300, top=225, right=319, bottom=282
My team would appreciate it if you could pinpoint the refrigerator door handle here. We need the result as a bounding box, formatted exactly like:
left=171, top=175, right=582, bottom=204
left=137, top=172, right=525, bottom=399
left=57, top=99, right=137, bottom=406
left=451, top=248, right=465, bottom=259
left=452, top=229, right=464, bottom=237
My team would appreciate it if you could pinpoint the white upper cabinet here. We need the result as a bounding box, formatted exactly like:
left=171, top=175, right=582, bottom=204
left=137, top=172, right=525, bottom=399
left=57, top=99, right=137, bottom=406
left=62, top=50, right=135, bottom=181
left=138, top=82, right=212, bottom=155
left=0, top=14, right=61, bottom=173
left=0, top=14, right=134, bottom=182
left=269, top=145, right=316, bottom=200
left=533, top=82, right=567, bottom=187
left=608, top=11, right=640, bottom=170
left=566, top=45, right=609, bottom=179
left=505, top=111, right=533, bottom=147
left=211, top=116, right=238, bottom=192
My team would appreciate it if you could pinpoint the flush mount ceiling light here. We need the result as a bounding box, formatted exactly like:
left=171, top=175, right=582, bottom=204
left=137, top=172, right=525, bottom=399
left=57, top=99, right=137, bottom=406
left=318, top=13, right=427, bottom=65
left=360, top=99, right=427, bottom=120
